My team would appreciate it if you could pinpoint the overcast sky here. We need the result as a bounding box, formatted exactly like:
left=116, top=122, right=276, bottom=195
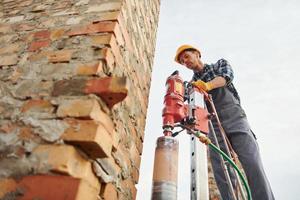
left=137, top=0, right=300, bottom=199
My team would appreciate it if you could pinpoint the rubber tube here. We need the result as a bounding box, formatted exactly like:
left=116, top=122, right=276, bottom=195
left=208, top=142, right=252, bottom=200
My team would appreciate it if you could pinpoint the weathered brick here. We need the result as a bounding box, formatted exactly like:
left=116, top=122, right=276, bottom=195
left=28, top=40, right=50, bottom=51
left=0, top=54, right=18, bottom=66
left=96, top=157, right=122, bottom=181
left=62, top=119, right=113, bottom=158
left=0, top=178, right=17, bottom=199
left=56, top=98, right=114, bottom=133
left=21, top=99, right=54, bottom=113
left=85, top=77, right=128, bottom=108
left=0, top=44, right=20, bottom=55
left=120, top=178, right=137, bottom=200
left=112, top=144, right=131, bottom=177
left=57, top=98, right=100, bottom=118
left=14, top=80, right=53, bottom=99
left=52, top=77, right=128, bottom=108
left=67, top=21, right=113, bottom=36
left=32, top=144, right=100, bottom=189
left=100, top=183, right=118, bottom=200
left=91, top=34, right=113, bottom=45
left=33, top=30, right=50, bottom=40
left=99, top=48, right=115, bottom=71
left=116, top=14, right=133, bottom=51
left=16, top=175, right=99, bottom=200
left=76, top=61, right=104, bottom=76
left=85, top=2, right=121, bottom=13
left=129, top=144, right=141, bottom=169
left=0, top=25, right=12, bottom=33
left=132, top=165, right=140, bottom=184
left=92, top=11, right=120, bottom=23
left=50, top=29, right=65, bottom=41
left=0, top=122, right=16, bottom=134
left=66, top=17, right=83, bottom=25
left=47, top=49, right=74, bottom=63
left=28, top=51, right=51, bottom=62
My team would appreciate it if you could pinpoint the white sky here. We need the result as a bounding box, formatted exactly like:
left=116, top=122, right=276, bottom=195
left=137, top=0, right=300, bottom=199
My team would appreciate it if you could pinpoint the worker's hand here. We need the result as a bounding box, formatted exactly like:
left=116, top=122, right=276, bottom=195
left=192, top=80, right=213, bottom=91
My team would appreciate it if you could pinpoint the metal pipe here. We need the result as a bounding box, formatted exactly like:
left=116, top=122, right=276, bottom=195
left=151, top=136, right=179, bottom=200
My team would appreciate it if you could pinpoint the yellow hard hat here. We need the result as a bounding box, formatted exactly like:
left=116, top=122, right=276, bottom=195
left=174, top=44, right=201, bottom=63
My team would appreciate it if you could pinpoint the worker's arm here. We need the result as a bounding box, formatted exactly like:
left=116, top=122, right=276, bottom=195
left=207, top=76, right=226, bottom=89
left=193, top=59, right=234, bottom=91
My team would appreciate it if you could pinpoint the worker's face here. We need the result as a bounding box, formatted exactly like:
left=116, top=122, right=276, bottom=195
left=179, top=50, right=203, bottom=71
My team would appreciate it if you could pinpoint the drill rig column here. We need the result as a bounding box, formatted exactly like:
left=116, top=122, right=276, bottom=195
left=151, top=71, right=184, bottom=200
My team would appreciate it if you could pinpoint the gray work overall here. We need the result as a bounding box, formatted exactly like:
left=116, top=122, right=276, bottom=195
left=208, top=85, right=275, bottom=200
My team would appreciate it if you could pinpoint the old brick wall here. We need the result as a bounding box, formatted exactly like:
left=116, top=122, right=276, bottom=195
left=0, top=0, right=160, bottom=199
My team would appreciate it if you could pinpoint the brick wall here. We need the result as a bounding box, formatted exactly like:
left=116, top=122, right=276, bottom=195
left=0, top=0, right=160, bottom=199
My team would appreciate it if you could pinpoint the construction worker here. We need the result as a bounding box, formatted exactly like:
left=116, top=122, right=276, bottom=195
left=175, top=45, right=275, bottom=200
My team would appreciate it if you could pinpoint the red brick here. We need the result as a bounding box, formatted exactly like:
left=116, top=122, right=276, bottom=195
left=28, top=40, right=50, bottom=51
left=62, top=119, right=113, bottom=158
left=85, top=77, right=128, bottom=108
left=32, top=145, right=100, bottom=189
left=33, top=30, right=50, bottom=40
left=17, top=175, right=99, bottom=200
left=67, top=21, right=117, bottom=36
left=47, top=50, right=74, bottom=63
left=101, top=183, right=118, bottom=200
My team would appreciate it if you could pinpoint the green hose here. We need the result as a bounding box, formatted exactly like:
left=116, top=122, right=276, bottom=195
left=209, top=142, right=252, bottom=200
